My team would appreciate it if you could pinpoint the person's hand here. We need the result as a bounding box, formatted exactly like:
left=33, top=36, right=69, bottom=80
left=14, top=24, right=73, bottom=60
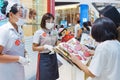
left=49, top=51, right=55, bottom=54
left=18, top=56, right=30, bottom=66
left=25, top=53, right=31, bottom=65
left=44, top=45, right=54, bottom=52
left=89, top=50, right=94, bottom=56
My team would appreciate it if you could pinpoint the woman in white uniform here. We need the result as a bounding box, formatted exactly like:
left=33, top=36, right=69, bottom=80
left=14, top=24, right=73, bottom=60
left=32, top=13, right=59, bottom=80
left=0, top=1, right=29, bottom=80
left=70, top=17, right=120, bottom=80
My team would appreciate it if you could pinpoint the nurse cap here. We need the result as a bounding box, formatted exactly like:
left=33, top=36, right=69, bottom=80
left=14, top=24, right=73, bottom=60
left=5, top=0, right=20, bottom=14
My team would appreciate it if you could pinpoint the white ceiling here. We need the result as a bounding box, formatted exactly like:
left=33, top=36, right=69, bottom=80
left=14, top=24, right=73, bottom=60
left=55, top=0, right=120, bottom=3
left=55, top=0, right=120, bottom=12
left=55, top=0, right=80, bottom=2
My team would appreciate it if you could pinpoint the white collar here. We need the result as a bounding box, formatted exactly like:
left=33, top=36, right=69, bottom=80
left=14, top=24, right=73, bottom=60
left=7, top=21, right=22, bottom=35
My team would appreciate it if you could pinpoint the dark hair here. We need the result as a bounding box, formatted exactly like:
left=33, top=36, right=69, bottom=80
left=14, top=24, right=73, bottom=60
left=83, top=22, right=90, bottom=31
left=77, top=20, right=80, bottom=24
left=1, top=1, right=20, bottom=17
left=60, top=25, right=64, bottom=28
left=58, top=28, right=67, bottom=36
left=87, top=21, right=91, bottom=26
left=1, top=1, right=8, bottom=14
left=91, top=17, right=118, bottom=42
left=40, top=13, right=54, bottom=29
left=99, top=5, right=120, bottom=27
left=55, top=25, right=58, bottom=28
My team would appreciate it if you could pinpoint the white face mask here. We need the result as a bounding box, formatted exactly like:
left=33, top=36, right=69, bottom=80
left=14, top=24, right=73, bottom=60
left=46, top=22, right=54, bottom=30
left=16, top=18, right=26, bottom=26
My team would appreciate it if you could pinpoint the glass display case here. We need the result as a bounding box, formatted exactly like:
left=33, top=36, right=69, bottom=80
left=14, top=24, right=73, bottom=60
left=21, top=0, right=47, bottom=36
left=55, top=5, right=80, bottom=26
